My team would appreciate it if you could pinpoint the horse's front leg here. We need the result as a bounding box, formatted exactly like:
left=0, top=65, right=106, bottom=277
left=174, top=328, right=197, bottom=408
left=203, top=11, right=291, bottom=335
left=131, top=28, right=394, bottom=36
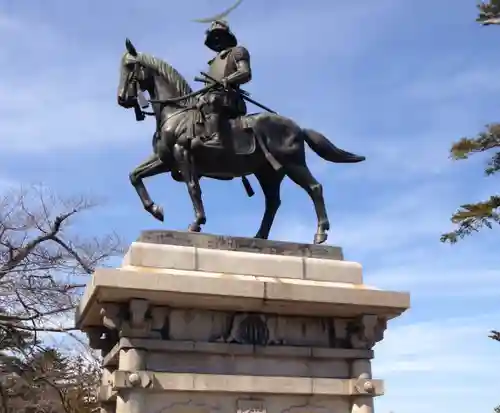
left=172, top=143, right=206, bottom=232
left=129, top=153, right=168, bottom=222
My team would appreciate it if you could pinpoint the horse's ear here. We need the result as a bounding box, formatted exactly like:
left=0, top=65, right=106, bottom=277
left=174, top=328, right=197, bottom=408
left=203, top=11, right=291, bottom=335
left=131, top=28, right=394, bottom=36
left=125, top=38, right=138, bottom=56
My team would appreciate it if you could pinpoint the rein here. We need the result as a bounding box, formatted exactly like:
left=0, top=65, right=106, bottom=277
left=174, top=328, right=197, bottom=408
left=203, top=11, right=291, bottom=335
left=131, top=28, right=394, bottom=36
left=149, top=83, right=215, bottom=105
left=138, top=81, right=216, bottom=118
left=126, top=62, right=213, bottom=118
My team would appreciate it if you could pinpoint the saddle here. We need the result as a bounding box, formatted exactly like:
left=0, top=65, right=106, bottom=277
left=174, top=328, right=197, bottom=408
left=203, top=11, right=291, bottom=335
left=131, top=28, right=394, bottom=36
left=191, top=113, right=257, bottom=155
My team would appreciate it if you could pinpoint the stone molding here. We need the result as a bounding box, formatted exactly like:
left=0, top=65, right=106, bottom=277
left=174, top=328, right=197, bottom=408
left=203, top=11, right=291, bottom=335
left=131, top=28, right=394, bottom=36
left=104, top=371, right=384, bottom=397
left=102, top=338, right=375, bottom=368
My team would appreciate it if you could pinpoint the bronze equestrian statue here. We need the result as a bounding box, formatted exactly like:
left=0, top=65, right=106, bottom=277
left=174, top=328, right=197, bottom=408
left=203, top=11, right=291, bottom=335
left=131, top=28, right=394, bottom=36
left=117, top=35, right=365, bottom=244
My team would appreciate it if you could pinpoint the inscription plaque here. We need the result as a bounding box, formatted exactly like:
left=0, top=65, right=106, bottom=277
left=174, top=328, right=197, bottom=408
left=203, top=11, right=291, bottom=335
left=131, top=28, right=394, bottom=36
left=138, top=230, right=343, bottom=260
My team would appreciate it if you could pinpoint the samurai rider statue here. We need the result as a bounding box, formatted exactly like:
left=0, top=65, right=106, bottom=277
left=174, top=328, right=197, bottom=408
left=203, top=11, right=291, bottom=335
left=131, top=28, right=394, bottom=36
left=196, top=20, right=252, bottom=152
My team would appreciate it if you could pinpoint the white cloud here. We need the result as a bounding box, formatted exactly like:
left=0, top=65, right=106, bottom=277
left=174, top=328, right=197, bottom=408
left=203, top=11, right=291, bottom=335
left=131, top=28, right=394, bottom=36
left=374, top=314, right=500, bottom=413
left=0, top=13, right=22, bottom=31
left=272, top=172, right=500, bottom=297
left=271, top=180, right=453, bottom=252
left=402, top=66, right=500, bottom=102
left=233, top=0, right=404, bottom=61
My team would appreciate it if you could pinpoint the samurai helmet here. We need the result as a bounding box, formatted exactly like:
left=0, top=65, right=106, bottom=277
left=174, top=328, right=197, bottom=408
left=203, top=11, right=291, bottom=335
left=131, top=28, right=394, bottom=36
left=204, top=20, right=237, bottom=52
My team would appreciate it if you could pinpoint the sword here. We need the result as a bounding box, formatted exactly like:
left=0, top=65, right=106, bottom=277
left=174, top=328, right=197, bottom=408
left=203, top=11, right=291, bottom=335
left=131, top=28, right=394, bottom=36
left=195, top=72, right=277, bottom=114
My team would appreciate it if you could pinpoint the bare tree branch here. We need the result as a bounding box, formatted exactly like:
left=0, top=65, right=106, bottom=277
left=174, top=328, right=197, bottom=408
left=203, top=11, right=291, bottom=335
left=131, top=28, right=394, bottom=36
left=0, top=185, right=123, bottom=412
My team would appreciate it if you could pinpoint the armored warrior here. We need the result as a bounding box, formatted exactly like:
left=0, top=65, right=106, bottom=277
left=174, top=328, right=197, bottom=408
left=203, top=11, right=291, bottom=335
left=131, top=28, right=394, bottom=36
left=197, top=20, right=252, bottom=150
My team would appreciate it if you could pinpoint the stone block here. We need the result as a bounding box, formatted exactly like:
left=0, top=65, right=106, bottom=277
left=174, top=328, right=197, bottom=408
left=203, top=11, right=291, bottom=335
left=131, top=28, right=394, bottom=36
left=123, top=242, right=196, bottom=270
left=122, top=232, right=363, bottom=284
left=196, top=247, right=304, bottom=279
left=304, top=258, right=362, bottom=283
left=76, top=267, right=409, bottom=329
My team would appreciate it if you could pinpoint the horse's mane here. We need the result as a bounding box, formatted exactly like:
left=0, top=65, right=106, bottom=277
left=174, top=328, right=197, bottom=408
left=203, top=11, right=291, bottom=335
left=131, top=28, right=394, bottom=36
left=156, top=58, right=194, bottom=96
left=136, top=53, right=195, bottom=104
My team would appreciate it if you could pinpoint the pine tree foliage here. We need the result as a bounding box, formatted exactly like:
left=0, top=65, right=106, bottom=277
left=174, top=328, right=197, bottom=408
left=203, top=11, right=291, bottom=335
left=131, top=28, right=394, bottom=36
left=477, top=0, right=500, bottom=25
left=441, top=9, right=499, bottom=408
left=0, top=185, right=122, bottom=412
left=440, top=110, right=500, bottom=242
left=441, top=3, right=500, bottom=242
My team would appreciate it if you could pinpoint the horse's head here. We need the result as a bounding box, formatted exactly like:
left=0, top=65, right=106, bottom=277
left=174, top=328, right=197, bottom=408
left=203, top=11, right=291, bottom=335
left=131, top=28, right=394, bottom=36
left=117, top=39, right=153, bottom=109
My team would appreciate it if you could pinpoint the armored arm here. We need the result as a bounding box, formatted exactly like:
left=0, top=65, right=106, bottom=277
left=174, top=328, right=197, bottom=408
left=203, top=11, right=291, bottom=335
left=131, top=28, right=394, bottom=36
left=224, top=46, right=252, bottom=86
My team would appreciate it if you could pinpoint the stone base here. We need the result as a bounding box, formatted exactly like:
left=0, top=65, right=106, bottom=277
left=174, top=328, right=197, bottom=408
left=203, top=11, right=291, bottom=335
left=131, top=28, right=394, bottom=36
left=76, top=231, right=410, bottom=413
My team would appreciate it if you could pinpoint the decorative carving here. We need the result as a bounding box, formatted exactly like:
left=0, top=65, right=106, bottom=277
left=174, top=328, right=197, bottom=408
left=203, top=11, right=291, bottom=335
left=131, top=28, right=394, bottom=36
left=164, top=310, right=387, bottom=348
left=99, top=306, right=386, bottom=349
left=128, top=372, right=142, bottom=387
left=237, top=399, right=266, bottom=413
left=99, top=300, right=169, bottom=339
left=227, top=314, right=269, bottom=345
left=129, top=298, right=149, bottom=329
left=347, top=315, right=387, bottom=349
left=100, top=303, right=124, bottom=330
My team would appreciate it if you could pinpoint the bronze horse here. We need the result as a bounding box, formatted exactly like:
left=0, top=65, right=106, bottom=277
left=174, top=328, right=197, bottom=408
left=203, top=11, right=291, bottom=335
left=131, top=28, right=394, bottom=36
left=117, top=40, right=365, bottom=244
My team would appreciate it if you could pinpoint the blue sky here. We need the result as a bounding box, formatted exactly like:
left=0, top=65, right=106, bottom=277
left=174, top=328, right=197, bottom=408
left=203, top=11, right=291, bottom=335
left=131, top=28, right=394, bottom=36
left=1, top=0, right=499, bottom=411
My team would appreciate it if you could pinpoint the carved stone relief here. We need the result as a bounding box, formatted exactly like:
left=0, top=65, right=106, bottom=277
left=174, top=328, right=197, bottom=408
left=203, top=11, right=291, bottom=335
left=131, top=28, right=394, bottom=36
left=227, top=314, right=269, bottom=345
left=97, top=299, right=170, bottom=340
left=91, top=301, right=386, bottom=350
left=346, top=315, right=387, bottom=349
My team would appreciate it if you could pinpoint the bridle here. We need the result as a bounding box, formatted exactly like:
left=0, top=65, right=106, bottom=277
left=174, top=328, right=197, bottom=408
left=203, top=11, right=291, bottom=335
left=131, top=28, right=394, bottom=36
left=122, top=62, right=152, bottom=121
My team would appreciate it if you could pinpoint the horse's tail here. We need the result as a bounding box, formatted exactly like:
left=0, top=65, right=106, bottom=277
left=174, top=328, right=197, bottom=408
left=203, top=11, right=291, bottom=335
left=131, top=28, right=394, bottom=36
left=302, top=128, right=366, bottom=163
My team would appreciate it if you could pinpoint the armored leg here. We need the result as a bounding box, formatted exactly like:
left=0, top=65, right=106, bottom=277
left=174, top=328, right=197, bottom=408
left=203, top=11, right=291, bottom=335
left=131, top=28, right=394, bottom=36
left=204, top=113, right=233, bottom=151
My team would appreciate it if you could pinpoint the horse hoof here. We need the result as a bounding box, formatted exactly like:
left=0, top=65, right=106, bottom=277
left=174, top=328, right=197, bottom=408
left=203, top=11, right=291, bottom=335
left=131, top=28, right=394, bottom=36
left=314, top=232, right=328, bottom=245
left=188, top=223, right=201, bottom=232
left=148, top=204, right=164, bottom=222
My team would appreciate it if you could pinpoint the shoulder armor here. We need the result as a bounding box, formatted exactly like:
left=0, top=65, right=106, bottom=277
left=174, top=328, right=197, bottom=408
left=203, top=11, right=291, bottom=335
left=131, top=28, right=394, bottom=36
left=231, top=46, right=250, bottom=62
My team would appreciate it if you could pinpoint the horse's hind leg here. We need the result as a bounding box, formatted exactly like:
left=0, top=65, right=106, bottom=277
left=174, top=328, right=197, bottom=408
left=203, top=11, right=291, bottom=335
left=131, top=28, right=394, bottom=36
left=254, top=167, right=285, bottom=240
left=283, top=162, right=330, bottom=244
left=129, top=154, right=168, bottom=222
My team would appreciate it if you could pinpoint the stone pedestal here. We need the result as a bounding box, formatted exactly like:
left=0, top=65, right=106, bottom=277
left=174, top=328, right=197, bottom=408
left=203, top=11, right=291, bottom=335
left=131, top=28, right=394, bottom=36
left=76, top=230, right=410, bottom=413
